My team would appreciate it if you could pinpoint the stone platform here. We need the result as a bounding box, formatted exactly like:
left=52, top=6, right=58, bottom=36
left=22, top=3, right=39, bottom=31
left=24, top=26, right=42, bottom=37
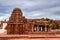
left=0, top=31, right=60, bottom=40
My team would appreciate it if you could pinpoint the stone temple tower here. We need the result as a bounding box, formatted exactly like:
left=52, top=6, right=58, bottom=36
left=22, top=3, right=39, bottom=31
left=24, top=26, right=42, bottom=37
left=7, top=8, right=27, bottom=34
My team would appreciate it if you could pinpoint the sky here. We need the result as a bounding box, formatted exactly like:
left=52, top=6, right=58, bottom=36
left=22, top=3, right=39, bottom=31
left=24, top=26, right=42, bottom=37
left=0, top=0, right=60, bottom=21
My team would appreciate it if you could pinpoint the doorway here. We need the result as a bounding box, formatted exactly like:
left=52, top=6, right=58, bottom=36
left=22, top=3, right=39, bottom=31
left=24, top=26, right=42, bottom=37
left=39, top=25, right=45, bottom=32
left=34, top=25, right=37, bottom=32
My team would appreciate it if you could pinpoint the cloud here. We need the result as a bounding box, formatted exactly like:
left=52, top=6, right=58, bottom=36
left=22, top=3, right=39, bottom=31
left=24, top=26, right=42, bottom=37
left=0, top=13, right=10, bottom=21
left=0, top=0, right=60, bottom=21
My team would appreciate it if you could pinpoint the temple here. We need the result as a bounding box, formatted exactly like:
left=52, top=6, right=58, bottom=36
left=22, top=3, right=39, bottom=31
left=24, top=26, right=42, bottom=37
left=7, top=8, right=51, bottom=34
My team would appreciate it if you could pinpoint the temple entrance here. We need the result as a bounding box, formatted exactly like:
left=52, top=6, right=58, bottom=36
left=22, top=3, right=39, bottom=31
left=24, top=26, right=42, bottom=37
left=18, top=24, right=23, bottom=34
left=33, top=25, right=49, bottom=32
left=39, top=25, right=45, bottom=32
left=34, top=25, right=37, bottom=32
left=39, top=25, right=49, bottom=32
left=12, top=24, right=24, bottom=34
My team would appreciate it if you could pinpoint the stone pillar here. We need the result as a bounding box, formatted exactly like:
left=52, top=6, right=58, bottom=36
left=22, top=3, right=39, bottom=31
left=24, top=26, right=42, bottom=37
left=32, top=26, right=34, bottom=32
left=7, top=24, right=11, bottom=34
left=37, top=25, right=39, bottom=32
left=45, top=26, right=47, bottom=32
left=41, top=26, right=42, bottom=32
left=7, top=24, right=14, bottom=34
left=47, top=26, right=49, bottom=32
left=19, top=24, right=23, bottom=34
left=12, top=24, right=14, bottom=34
left=23, top=24, right=25, bottom=33
left=38, top=25, right=41, bottom=32
left=48, top=26, right=51, bottom=32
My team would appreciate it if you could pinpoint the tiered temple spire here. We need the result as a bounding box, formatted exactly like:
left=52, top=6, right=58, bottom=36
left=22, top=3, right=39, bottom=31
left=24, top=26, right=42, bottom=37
left=7, top=8, right=27, bottom=34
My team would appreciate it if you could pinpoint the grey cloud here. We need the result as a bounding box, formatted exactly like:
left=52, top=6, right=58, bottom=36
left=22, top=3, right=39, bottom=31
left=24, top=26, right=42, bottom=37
left=0, top=0, right=60, bottom=20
